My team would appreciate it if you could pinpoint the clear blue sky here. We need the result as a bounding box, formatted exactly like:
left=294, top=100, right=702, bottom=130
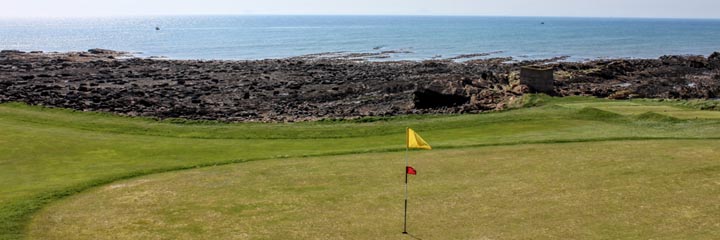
left=3, top=0, right=720, bottom=19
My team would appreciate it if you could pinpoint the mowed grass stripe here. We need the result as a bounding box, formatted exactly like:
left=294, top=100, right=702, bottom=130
left=0, top=102, right=535, bottom=140
left=28, top=140, right=720, bottom=240
left=5, top=95, right=714, bottom=140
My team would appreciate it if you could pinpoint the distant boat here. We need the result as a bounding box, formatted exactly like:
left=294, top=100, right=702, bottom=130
left=541, top=22, right=545, bottom=25
left=155, top=26, right=160, bottom=31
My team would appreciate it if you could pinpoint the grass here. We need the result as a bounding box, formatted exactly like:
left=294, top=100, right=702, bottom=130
left=28, top=141, right=720, bottom=239
left=1, top=94, right=720, bottom=239
left=558, top=100, right=720, bottom=120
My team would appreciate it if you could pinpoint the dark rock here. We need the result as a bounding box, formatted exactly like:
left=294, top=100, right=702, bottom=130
left=414, top=80, right=470, bottom=109
left=1, top=50, right=25, bottom=54
left=2, top=50, right=720, bottom=122
left=710, top=52, right=720, bottom=61
left=87, top=49, right=118, bottom=55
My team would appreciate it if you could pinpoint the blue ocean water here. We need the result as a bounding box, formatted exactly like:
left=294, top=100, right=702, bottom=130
left=1, top=15, right=719, bottom=61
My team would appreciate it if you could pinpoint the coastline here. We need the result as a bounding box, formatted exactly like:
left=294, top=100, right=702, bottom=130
left=4, top=15, right=720, bottom=62
left=1, top=49, right=719, bottom=122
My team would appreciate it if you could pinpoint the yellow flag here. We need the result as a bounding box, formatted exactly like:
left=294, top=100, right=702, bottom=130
left=407, top=128, right=432, bottom=150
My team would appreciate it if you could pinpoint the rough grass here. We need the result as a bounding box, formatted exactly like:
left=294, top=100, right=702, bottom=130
left=29, top=141, right=720, bottom=239
left=2, top=95, right=720, bottom=239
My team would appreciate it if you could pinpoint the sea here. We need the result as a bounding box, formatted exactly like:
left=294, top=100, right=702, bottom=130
left=1, top=15, right=720, bottom=61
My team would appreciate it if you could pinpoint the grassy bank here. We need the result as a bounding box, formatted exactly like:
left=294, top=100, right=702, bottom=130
left=1, top=95, right=720, bottom=239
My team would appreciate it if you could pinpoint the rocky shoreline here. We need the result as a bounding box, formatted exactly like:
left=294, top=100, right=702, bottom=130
left=1, top=49, right=719, bottom=122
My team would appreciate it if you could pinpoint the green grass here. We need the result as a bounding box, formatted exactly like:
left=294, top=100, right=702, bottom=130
left=28, top=141, right=720, bottom=239
left=1, top=95, right=720, bottom=239
left=558, top=100, right=720, bottom=119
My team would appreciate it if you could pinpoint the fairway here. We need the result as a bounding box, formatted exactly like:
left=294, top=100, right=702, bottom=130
left=2, top=95, right=720, bottom=239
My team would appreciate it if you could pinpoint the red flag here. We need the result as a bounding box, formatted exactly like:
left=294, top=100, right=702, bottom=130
left=406, top=166, right=417, bottom=175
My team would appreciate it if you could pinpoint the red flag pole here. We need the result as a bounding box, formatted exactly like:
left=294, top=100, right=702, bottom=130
left=403, top=128, right=409, bottom=234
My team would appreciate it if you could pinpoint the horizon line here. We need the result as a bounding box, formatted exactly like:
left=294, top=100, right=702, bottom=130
left=1, top=13, right=719, bottom=21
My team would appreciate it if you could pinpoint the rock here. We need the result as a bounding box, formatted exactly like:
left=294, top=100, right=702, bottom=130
left=2, top=50, right=720, bottom=122
left=414, top=88, right=470, bottom=109
left=511, top=84, right=530, bottom=95
left=1, top=50, right=25, bottom=54
left=414, top=79, right=471, bottom=109
left=709, top=52, right=720, bottom=68
left=661, top=55, right=708, bottom=68
left=608, top=90, right=633, bottom=100
left=710, top=52, right=720, bottom=61
left=87, top=48, right=117, bottom=54
left=687, top=56, right=709, bottom=68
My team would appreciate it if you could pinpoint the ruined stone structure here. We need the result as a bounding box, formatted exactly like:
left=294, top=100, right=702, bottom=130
left=520, top=66, right=555, bottom=94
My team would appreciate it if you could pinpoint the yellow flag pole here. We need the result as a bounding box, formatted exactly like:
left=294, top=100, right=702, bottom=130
left=403, top=127, right=409, bottom=234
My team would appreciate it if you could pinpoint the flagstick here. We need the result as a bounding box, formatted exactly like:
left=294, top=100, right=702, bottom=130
left=403, top=128, right=409, bottom=234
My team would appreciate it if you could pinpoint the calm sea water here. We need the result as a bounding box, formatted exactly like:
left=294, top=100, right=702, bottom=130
left=1, top=15, right=719, bottom=61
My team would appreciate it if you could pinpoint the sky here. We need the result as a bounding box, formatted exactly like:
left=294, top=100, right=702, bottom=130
left=2, top=0, right=720, bottom=19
